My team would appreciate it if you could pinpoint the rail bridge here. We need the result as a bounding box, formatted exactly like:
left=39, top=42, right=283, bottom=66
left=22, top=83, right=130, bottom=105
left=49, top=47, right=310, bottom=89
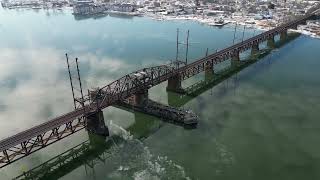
left=0, top=8, right=319, bottom=169
left=12, top=32, right=304, bottom=178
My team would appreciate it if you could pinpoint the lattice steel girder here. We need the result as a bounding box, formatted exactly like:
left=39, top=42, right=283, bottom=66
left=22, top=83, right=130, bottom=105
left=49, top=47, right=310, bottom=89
left=0, top=117, right=86, bottom=168
left=175, top=13, right=314, bottom=80
left=94, top=16, right=313, bottom=96
left=96, top=65, right=177, bottom=109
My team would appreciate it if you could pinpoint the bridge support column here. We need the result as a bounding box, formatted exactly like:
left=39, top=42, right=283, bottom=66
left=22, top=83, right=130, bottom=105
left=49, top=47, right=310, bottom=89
left=86, top=110, right=109, bottom=136
left=205, top=61, right=214, bottom=81
left=311, top=14, right=318, bottom=20
left=167, top=74, right=184, bottom=93
left=291, top=24, right=298, bottom=30
left=132, top=89, right=149, bottom=107
left=231, top=51, right=240, bottom=68
left=251, top=43, right=259, bottom=56
left=280, top=31, right=287, bottom=41
left=267, top=35, right=275, bottom=48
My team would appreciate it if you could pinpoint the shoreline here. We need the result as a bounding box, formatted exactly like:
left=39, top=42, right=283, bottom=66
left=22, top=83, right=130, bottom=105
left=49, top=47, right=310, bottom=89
left=144, top=13, right=320, bottom=39
left=1, top=6, right=319, bottom=39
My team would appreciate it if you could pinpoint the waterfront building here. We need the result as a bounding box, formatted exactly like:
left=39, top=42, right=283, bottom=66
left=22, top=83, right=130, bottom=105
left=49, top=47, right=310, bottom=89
left=110, top=3, right=135, bottom=12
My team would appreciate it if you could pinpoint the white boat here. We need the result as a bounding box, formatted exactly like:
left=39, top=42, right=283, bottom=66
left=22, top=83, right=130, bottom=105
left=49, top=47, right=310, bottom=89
left=208, top=18, right=229, bottom=27
left=31, top=6, right=41, bottom=9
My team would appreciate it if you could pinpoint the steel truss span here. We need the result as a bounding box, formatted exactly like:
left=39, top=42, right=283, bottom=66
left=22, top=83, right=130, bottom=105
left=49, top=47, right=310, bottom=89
left=0, top=9, right=318, bottom=168
left=0, top=117, right=86, bottom=168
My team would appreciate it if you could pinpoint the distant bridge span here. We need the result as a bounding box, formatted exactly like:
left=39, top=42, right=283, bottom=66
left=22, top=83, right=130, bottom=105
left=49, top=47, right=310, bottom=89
left=0, top=9, right=318, bottom=168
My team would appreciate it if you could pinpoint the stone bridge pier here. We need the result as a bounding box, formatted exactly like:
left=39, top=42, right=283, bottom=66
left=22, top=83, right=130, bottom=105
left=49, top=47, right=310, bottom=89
left=280, top=31, right=287, bottom=41
left=267, top=35, right=275, bottom=48
left=311, top=14, right=319, bottom=20
left=167, top=91, right=179, bottom=107
left=251, top=43, right=259, bottom=56
left=167, top=74, right=184, bottom=93
left=132, top=89, right=149, bottom=107
left=291, top=24, right=298, bottom=29
left=301, top=20, right=308, bottom=25
left=205, top=61, right=214, bottom=81
left=231, top=51, right=240, bottom=68
left=86, top=110, right=109, bottom=136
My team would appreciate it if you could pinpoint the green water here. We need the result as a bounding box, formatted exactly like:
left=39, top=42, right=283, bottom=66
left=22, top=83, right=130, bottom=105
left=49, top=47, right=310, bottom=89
left=0, top=7, right=320, bottom=180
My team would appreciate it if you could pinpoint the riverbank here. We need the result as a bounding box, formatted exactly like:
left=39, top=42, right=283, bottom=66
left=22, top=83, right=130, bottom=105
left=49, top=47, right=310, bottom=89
left=143, top=13, right=320, bottom=39
left=1, top=6, right=320, bottom=180
left=1, top=3, right=319, bottom=39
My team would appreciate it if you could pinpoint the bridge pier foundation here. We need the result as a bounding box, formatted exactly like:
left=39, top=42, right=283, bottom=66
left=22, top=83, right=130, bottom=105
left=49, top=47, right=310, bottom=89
left=86, top=110, right=109, bottom=136
left=88, top=132, right=107, bottom=148
left=132, top=89, right=149, bottom=107
left=166, top=75, right=184, bottom=93
left=267, top=36, right=275, bottom=48
left=251, top=43, right=259, bottom=56
left=280, top=31, right=287, bottom=41
left=167, top=91, right=179, bottom=107
left=291, top=24, right=298, bottom=30
left=310, top=14, right=319, bottom=20
left=205, top=61, right=214, bottom=81
left=231, top=51, right=240, bottom=68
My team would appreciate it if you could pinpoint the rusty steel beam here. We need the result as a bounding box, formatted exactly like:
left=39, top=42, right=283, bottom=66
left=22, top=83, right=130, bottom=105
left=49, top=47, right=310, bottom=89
left=177, top=13, right=315, bottom=79
left=0, top=117, right=86, bottom=168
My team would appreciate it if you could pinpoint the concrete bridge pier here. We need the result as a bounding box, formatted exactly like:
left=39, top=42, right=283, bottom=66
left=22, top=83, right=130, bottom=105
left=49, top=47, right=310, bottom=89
left=301, top=20, right=307, bottom=25
left=86, top=110, right=109, bottom=136
left=132, top=89, right=149, bottom=107
left=267, top=35, right=275, bottom=48
left=310, top=14, right=319, bottom=20
left=291, top=24, right=298, bottom=29
left=231, top=51, right=240, bottom=68
left=167, top=74, right=184, bottom=93
left=167, top=91, right=179, bottom=107
left=280, top=31, right=287, bottom=41
left=205, top=61, right=214, bottom=81
left=251, top=43, right=259, bottom=56
left=88, top=132, right=108, bottom=149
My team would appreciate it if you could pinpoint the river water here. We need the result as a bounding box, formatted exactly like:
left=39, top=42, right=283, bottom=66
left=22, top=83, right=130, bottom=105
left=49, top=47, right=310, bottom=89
left=0, top=7, right=320, bottom=180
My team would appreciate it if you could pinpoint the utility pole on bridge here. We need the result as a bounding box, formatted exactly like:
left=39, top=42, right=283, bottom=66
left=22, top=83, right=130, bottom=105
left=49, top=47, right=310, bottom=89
left=65, top=54, right=109, bottom=137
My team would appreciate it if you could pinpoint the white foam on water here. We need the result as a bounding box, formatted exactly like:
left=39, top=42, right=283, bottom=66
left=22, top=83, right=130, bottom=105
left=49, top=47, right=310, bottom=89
left=103, top=136, right=192, bottom=180
left=104, top=121, right=192, bottom=179
left=130, top=140, right=191, bottom=180
left=133, top=169, right=160, bottom=180
left=108, top=120, right=133, bottom=141
left=117, top=165, right=130, bottom=171
left=214, top=139, right=235, bottom=165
